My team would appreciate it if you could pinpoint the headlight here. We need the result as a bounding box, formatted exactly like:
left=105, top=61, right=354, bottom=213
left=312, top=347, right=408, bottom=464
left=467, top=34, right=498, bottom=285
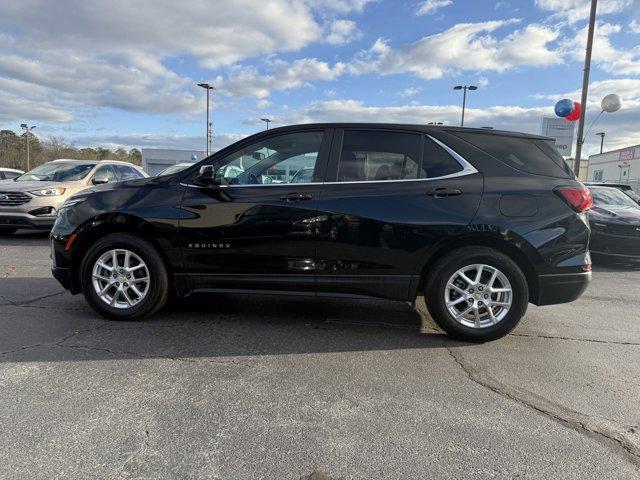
left=29, top=187, right=66, bottom=196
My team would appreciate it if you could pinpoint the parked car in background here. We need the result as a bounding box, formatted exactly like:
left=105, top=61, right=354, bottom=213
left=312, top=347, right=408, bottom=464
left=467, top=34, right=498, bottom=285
left=587, top=185, right=640, bottom=262
left=0, top=159, right=146, bottom=234
left=586, top=182, right=640, bottom=206
left=0, top=167, right=24, bottom=181
left=157, top=162, right=194, bottom=176
left=51, top=124, right=592, bottom=342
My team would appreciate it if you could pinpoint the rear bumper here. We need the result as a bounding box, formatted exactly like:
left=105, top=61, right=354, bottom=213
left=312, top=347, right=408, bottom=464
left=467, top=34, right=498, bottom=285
left=535, top=271, right=591, bottom=306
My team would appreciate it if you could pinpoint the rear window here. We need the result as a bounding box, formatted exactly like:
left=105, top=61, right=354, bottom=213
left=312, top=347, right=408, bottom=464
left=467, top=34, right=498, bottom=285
left=455, top=132, right=575, bottom=179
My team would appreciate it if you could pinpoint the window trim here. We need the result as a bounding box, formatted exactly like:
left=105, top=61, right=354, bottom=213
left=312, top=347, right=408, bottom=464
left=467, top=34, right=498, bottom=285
left=182, top=132, right=477, bottom=188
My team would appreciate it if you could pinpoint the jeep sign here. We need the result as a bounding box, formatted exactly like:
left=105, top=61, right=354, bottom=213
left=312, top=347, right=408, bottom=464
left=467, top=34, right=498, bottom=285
left=541, top=117, right=575, bottom=157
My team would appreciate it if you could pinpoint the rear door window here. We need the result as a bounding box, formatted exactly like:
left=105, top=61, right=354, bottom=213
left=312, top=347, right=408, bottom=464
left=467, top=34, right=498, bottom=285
left=423, top=137, right=463, bottom=178
left=337, top=130, right=423, bottom=182
left=455, top=132, right=575, bottom=178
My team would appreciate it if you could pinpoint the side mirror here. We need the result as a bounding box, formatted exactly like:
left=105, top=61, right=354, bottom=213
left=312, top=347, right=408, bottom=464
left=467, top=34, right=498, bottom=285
left=193, top=164, right=218, bottom=187
left=92, top=174, right=109, bottom=185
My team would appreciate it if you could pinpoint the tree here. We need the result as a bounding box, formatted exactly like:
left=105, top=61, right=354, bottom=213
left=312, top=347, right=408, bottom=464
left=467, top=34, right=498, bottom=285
left=129, top=148, right=142, bottom=165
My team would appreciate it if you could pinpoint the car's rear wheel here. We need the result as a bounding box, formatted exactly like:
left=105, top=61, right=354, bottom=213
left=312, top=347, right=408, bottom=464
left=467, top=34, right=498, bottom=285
left=0, top=228, right=17, bottom=235
left=80, top=233, right=169, bottom=320
left=424, top=247, right=528, bottom=342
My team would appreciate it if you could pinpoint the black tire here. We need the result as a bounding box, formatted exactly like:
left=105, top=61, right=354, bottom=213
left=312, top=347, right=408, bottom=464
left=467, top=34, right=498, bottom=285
left=80, top=233, right=170, bottom=320
left=424, top=246, right=529, bottom=342
left=0, top=228, right=17, bottom=235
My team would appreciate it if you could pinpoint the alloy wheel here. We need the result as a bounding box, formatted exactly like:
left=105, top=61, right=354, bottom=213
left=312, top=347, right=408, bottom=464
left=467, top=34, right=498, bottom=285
left=91, top=249, right=150, bottom=309
left=444, top=264, right=513, bottom=329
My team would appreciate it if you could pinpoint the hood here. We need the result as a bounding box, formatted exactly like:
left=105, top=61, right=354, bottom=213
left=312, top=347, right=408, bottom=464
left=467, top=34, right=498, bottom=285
left=590, top=205, right=640, bottom=224
left=0, top=179, right=83, bottom=192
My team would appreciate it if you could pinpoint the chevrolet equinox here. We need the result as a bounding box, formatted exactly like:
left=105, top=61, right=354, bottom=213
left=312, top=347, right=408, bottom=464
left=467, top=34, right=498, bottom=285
left=51, top=124, right=592, bottom=342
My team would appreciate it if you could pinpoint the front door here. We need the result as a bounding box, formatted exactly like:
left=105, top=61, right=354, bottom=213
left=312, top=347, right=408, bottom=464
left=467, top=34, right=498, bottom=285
left=179, top=128, right=332, bottom=293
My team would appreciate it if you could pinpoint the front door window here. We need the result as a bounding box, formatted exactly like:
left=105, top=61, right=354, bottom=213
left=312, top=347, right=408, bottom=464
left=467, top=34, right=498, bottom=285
left=213, top=131, right=324, bottom=185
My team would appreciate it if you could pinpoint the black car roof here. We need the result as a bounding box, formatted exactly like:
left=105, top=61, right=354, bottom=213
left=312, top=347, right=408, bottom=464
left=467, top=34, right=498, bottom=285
left=262, top=123, right=551, bottom=141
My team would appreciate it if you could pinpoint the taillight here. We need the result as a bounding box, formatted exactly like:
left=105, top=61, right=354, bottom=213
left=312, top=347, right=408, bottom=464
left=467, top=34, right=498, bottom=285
left=554, top=186, right=593, bottom=213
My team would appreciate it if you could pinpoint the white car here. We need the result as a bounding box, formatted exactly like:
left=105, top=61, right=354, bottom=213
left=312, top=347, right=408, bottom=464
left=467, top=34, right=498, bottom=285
left=0, top=167, right=24, bottom=182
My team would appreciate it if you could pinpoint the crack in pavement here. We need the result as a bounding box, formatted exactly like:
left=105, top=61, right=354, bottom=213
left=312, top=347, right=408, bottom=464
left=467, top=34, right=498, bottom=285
left=510, top=332, right=640, bottom=346
left=0, top=324, right=109, bottom=357
left=0, top=291, right=67, bottom=307
left=446, top=347, right=640, bottom=470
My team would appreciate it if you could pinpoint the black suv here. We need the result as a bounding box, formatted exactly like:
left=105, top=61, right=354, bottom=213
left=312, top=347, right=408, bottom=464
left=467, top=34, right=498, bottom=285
left=51, top=124, right=592, bottom=342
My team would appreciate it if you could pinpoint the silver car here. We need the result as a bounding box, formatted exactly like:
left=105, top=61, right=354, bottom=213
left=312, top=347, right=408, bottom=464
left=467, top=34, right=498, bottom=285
left=0, top=159, right=146, bottom=234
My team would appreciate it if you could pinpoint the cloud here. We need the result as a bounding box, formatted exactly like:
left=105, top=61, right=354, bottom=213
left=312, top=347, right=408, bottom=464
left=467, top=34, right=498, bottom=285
left=563, top=22, right=640, bottom=75
left=214, top=58, right=346, bottom=99
left=0, top=0, right=373, bottom=121
left=67, top=132, right=246, bottom=152
left=326, top=20, right=362, bottom=45
left=535, top=0, right=635, bottom=23
left=416, top=0, right=453, bottom=16
left=399, top=87, right=422, bottom=97
left=266, top=78, right=640, bottom=155
left=350, top=20, right=561, bottom=79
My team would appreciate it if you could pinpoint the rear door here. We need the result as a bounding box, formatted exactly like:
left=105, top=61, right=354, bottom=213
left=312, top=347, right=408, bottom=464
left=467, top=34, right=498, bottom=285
left=314, top=128, right=483, bottom=300
left=179, top=128, right=332, bottom=294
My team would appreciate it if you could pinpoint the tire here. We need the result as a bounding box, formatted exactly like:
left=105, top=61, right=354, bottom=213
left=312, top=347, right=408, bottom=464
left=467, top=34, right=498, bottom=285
left=80, top=233, right=170, bottom=320
left=424, top=246, right=529, bottom=342
left=0, top=228, right=17, bottom=235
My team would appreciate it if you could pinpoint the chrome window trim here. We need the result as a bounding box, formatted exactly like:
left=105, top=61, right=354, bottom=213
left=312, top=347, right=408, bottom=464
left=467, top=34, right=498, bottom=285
left=182, top=135, right=477, bottom=188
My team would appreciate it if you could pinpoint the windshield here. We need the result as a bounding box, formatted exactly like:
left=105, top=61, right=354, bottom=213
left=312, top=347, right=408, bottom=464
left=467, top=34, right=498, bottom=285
left=158, top=164, right=190, bottom=176
left=16, top=162, right=95, bottom=182
left=590, top=187, right=640, bottom=208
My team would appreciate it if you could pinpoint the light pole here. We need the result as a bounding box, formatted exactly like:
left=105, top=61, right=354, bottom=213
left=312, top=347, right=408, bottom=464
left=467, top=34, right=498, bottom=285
left=573, top=0, right=598, bottom=177
left=453, top=85, right=477, bottom=127
left=596, top=132, right=605, bottom=154
left=260, top=118, right=272, bottom=130
left=197, top=83, right=214, bottom=155
left=20, top=123, right=36, bottom=171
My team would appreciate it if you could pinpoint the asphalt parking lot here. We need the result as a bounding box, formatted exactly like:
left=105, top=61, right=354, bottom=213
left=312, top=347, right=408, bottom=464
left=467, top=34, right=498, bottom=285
left=1, top=231, right=639, bottom=479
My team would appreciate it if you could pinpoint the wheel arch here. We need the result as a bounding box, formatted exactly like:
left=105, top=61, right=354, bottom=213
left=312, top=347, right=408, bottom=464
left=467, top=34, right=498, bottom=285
left=417, top=234, right=540, bottom=303
left=70, top=213, right=176, bottom=290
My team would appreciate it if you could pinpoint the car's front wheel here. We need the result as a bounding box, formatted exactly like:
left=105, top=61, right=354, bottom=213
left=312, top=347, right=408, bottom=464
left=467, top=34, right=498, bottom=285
left=80, top=233, right=169, bottom=320
left=424, top=247, right=529, bottom=342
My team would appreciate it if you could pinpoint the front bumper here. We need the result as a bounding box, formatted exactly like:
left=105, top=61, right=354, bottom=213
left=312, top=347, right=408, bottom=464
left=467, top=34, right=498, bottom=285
left=51, top=266, right=80, bottom=293
left=535, top=271, right=591, bottom=306
left=0, top=212, right=56, bottom=229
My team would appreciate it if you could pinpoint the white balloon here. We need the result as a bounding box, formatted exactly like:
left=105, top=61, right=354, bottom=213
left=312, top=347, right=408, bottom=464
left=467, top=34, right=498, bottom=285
left=601, top=94, right=621, bottom=113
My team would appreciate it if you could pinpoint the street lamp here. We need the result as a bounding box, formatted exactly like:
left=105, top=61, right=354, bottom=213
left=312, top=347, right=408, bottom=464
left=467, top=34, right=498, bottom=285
left=453, top=85, right=478, bottom=127
left=260, top=118, right=272, bottom=130
left=197, top=83, right=215, bottom=155
left=596, top=132, right=606, bottom=154
left=20, top=123, right=36, bottom=171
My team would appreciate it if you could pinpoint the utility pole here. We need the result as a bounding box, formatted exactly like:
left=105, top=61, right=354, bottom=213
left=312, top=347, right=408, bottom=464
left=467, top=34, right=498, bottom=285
left=197, top=83, right=214, bottom=155
left=596, top=132, right=605, bottom=154
left=20, top=123, right=36, bottom=171
left=261, top=118, right=272, bottom=130
left=573, top=0, right=598, bottom=178
left=453, top=85, right=478, bottom=127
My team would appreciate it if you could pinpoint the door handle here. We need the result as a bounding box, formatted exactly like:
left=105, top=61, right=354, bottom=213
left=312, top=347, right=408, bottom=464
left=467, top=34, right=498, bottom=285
left=280, top=192, right=313, bottom=202
left=426, top=187, right=462, bottom=198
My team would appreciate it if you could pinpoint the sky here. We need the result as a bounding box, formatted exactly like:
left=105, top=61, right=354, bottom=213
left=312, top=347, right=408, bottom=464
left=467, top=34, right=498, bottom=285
left=0, top=0, right=639, bottom=156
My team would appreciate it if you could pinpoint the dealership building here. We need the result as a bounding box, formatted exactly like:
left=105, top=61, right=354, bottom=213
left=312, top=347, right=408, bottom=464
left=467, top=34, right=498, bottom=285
left=587, top=145, right=640, bottom=192
left=141, top=148, right=205, bottom=176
